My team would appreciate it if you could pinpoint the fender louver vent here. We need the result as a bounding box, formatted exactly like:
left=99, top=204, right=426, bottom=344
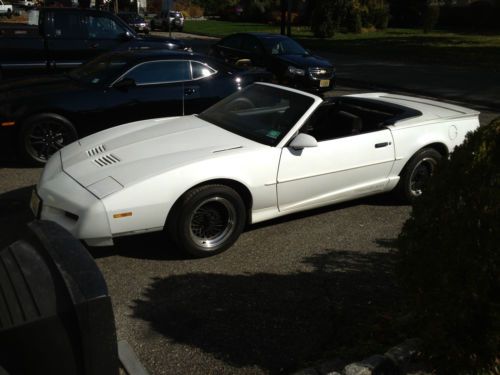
left=93, top=154, right=120, bottom=167
left=86, top=145, right=106, bottom=157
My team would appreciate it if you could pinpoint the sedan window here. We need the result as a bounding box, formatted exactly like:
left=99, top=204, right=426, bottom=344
left=261, top=37, right=309, bottom=56
left=124, top=60, right=191, bottom=85
left=220, top=34, right=242, bottom=49
left=191, top=61, right=217, bottom=79
left=241, top=35, right=264, bottom=55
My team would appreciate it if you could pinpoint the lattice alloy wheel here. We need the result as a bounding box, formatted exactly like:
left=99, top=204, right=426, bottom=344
left=168, top=184, right=247, bottom=258
left=20, top=114, right=78, bottom=165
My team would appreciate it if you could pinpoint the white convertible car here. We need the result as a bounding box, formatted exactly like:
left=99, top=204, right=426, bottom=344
left=31, top=83, right=479, bottom=257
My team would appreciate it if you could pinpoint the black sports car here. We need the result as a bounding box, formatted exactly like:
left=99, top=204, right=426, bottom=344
left=210, top=32, right=335, bottom=92
left=0, top=50, right=270, bottom=164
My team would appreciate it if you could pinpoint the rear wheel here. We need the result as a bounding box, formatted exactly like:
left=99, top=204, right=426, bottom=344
left=396, top=148, right=442, bottom=202
left=168, top=184, right=246, bottom=258
left=19, top=114, right=78, bottom=165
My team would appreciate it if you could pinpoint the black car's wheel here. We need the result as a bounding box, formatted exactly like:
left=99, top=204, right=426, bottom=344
left=150, top=20, right=156, bottom=30
left=162, top=21, right=169, bottom=31
left=168, top=184, right=246, bottom=258
left=396, top=148, right=442, bottom=202
left=19, top=113, right=78, bottom=165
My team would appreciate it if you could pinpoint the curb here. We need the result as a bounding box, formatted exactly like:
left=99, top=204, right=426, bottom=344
left=292, top=338, right=428, bottom=375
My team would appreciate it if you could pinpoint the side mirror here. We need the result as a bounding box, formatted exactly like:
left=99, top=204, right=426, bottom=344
left=113, top=77, right=136, bottom=90
left=119, top=31, right=134, bottom=41
left=289, top=133, right=318, bottom=150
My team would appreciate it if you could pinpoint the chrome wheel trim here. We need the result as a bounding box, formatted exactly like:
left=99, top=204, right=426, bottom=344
left=409, top=157, right=437, bottom=197
left=188, top=197, right=237, bottom=250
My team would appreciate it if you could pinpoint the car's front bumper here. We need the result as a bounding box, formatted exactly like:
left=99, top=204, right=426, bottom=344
left=282, top=73, right=336, bottom=93
left=33, top=152, right=114, bottom=246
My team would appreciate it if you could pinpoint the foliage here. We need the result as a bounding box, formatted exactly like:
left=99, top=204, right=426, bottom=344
left=423, top=5, right=439, bottom=33
left=397, top=118, right=500, bottom=373
left=311, top=0, right=336, bottom=38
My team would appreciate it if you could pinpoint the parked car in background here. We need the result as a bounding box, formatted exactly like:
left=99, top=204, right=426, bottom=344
left=12, top=0, right=34, bottom=9
left=210, top=32, right=335, bottom=92
left=150, top=10, right=184, bottom=32
left=0, top=0, right=13, bottom=17
left=0, top=49, right=270, bottom=164
left=0, top=8, right=188, bottom=79
left=117, top=12, right=150, bottom=34
left=32, top=83, right=479, bottom=257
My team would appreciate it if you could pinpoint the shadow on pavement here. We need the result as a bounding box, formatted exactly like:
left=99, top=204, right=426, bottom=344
left=131, top=248, right=403, bottom=373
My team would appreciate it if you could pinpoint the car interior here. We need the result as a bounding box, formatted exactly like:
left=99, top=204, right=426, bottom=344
left=302, top=97, right=422, bottom=142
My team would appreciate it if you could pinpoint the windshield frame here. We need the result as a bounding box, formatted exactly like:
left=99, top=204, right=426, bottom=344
left=198, top=84, right=317, bottom=147
left=67, top=53, right=133, bottom=87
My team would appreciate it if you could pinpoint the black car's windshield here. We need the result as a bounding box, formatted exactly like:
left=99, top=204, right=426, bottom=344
left=198, top=84, right=315, bottom=146
left=68, top=54, right=130, bottom=85
left=261, top=36, right=309, bottom=56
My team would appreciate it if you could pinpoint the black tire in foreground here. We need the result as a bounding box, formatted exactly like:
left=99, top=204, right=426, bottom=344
left=168, top=184, right=247, bottom=258
left=19, top=113, right=78, bottom=165
left=396, top=148, right=442, bottom=202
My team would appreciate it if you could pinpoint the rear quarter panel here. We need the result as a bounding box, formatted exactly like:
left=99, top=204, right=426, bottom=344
left=389, top=115, right=480, bottom=176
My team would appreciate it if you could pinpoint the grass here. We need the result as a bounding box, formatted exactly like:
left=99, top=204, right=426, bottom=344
left=184, top=20, right=500, bottom=69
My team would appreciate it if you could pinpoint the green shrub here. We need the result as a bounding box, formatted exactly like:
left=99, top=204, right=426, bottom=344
left=345, top=6, right=363, bottom=33
left=311, top=0, right=335, bottom=38
left=397, top=118, right=500, bottom=373
left=423, top=5, right=440, bottom=33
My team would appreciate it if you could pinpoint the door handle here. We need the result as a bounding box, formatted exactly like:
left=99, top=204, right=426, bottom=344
left=89, top=43, right=99, bottom=49
left=375, top=142, right=391, bottom=148
left=184, top=88, right=196, bottom=96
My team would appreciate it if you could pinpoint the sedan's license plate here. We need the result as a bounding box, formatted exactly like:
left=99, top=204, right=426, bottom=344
left=30, top=189, right=41, bottom=218
left=319, top=79, right=330, bottom=88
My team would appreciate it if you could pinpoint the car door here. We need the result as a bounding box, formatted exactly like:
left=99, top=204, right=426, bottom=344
left=277, top=114, right=395, bottom=212
left=114, top=59, right=189, bottom=120
left=45, top=10, right=91, bottom=70
left=182, top=60, right=224, bottom=114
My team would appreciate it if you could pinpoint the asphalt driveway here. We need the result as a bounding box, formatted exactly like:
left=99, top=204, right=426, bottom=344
left=0, top=32, right=499, bottom=374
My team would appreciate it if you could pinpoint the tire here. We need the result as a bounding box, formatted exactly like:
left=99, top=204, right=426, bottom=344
left=162, top=21, right=168, bottom=31
left=396, top=148, right=442, bottom=203
left=150, top=20, right=156, bottom=30
left=168, top=184, right=246, bottom=258
left=19, top=113, right=78, bottom=165
left=6, top=9, right=12, bottom=18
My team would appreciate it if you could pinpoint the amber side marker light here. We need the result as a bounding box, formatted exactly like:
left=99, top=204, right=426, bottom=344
left=1, top=121, right=16, bottom=127
left=113, top=212, right=132, bottom=219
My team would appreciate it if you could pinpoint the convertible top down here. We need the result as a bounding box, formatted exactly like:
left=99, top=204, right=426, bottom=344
left=32, top=83, right=480, bottom=257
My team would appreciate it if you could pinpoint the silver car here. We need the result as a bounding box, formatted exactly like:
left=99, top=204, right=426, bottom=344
left=150, top=10, right=184, bottom=32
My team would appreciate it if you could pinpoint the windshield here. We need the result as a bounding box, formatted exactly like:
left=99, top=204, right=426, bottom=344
left=261, top=37, right=309, bottom=56
left=68, top=54, right=130, bottom=86
left=198, top=84, right=315, bottom=146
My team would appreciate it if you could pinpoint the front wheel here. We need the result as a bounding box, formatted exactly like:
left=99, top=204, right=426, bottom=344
left=19, top=113, right=78, bottom=165
left=168, top=184, right=246, bottom=258
left=396, top=148, right=442, bottom=203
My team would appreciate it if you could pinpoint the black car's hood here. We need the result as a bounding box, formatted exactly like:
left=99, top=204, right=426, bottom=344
left=1, top=75, right=85, bottom=101
left=277, top=54, right=333, bottom=68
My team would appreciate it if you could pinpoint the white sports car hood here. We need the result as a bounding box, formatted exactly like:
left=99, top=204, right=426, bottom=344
left=61, top=115, right=261, bottom=189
